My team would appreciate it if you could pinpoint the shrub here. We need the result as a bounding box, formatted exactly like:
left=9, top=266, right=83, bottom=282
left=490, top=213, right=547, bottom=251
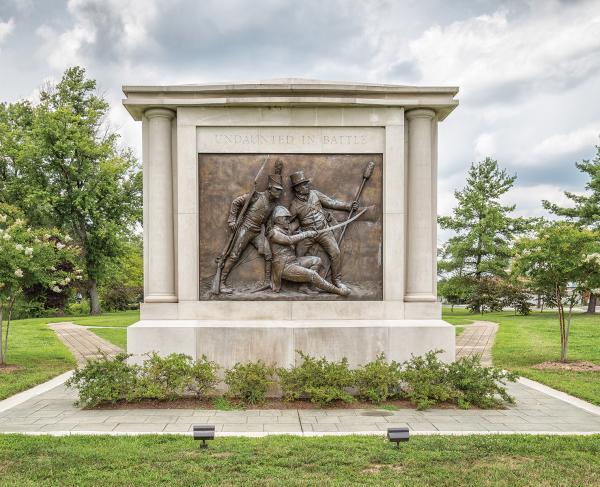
left=278, top=351, right=355, bottom=406
left=447, top=356, right=517, bottom=409
left=191, top=355, right=220, bottom=398
left=225, top=360, right=275, bottom=405
left=354, top=353, right=402, bottom=403
left=65, top=352, right=139, bottom=407
left=398, top=350, right=454, bottom=410
left=133, top=353, right=195, bottom=401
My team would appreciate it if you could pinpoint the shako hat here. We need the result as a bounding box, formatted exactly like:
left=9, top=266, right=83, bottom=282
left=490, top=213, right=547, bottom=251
left=268, top=174, right=284, bottom=190
left=272, top=205, right=291, bottom=219
left=289, top=170, right=310, bottom=187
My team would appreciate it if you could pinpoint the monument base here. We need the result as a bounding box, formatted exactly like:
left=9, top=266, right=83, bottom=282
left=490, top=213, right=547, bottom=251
left=127, top=319, right=455, bottom=367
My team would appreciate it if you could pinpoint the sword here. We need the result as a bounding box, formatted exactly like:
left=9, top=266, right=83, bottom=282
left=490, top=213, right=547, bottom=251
left=312, top=206, right=372, bottom=236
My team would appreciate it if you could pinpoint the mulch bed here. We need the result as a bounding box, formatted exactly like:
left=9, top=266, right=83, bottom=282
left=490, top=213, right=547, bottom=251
left=532, top=360, right=600, bottom=372
left=91, top=398, right=471, bottom=411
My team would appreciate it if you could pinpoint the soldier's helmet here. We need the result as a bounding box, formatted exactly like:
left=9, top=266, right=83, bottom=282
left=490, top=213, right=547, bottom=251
left=289, top=170, right=310, bottom=187
left=268, top=174, right=284, bottom=190
left=272, top=205, right=291, bottom=220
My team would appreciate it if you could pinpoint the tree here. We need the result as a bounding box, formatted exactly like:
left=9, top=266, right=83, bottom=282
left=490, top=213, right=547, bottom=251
left=543, top=142, right=600, bottom=313
left=439, top=157, right=532, bottom=311
left=0, top=67, right=142, bottom=314
left=438, top=275, right=472, bottom=311
left=0, top=204, right=78, bottom=365
left=514, top=221, right=600, bottom=361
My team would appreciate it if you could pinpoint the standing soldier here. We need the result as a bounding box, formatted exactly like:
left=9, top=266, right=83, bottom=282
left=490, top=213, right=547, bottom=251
left=268, top=206, right=350, bottom=296
left=219, top=172, right=284, bottom=294
left=288, top=170, right=358, bottom=291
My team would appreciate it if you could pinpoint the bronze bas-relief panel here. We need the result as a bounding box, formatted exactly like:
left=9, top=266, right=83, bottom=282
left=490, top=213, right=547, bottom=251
left=198, top=154, right=383, bottom=300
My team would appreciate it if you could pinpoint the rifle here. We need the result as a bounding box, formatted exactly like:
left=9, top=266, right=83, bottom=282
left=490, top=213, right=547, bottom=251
left=211, top=157, right=269, bottom=295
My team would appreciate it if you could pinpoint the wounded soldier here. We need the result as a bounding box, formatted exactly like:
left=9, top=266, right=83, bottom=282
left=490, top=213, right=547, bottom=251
left=268, top=206, right=350, bottom=296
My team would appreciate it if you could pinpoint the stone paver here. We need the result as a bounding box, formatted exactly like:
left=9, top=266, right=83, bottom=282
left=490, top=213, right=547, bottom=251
left=48, top=322, right=122, bottom=365
left=455, top=320, right=498, bottom=365
left=1, top=379, right=600, bottom=435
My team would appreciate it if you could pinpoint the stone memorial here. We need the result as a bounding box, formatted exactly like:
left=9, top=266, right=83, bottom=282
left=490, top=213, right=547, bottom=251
left=122, top=79, right=459, bottom=367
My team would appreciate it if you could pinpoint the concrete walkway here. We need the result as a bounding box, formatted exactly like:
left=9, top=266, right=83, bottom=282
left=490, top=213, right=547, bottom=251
left=48, top=322, right=123, bottom=366
left=1, top=376, right=599, bottom=436
left=455, top=320, right=498, bottom=365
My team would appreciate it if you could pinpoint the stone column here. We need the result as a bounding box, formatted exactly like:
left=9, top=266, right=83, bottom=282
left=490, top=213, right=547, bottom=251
left=144, top=108, right=177, bottom=303
left=405, top=108, right=437, bottom=302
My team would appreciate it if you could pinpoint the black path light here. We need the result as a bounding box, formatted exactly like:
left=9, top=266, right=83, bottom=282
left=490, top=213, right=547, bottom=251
left=387, top=427, right=410, bottom=448
left=193, top=425, right=215, bottom=449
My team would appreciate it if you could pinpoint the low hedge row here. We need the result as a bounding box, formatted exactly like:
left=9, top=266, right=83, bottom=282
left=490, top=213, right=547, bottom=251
left=66, top=350, right=517, bottom=410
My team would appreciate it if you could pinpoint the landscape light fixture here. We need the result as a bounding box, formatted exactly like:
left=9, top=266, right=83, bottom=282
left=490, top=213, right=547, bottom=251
left=193, top=425, right=215, bottom=449
left=387, top=427, right=409, bottom=448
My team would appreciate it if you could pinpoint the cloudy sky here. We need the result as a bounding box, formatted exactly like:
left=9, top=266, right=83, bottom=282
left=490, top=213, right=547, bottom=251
left=1, top=0, right=599, bottom=241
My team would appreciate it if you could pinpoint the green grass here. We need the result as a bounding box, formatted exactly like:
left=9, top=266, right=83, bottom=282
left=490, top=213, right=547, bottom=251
left=88, top=327, right=127, bottom=349
left=0, top=434, right=598, bottom=486
left=443, top=307, right=600, bottom=405
left=0, top=310, right=138, bottom=400
left=0, top=317, right=75, bottom=400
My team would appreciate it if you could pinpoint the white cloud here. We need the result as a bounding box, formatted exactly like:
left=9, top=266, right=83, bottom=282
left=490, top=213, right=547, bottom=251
left=406, top=2, right=600, bottom=103
left=474, top=132, right=497, bottom=160
left=0, top=18, right=15, bottom=46
left=501, top=183, right=576, bottom=218
left=530, top=125, right=600, bottom=163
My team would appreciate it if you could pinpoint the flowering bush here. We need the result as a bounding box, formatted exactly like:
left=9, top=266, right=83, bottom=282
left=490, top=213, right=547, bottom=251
left=0, top=204, right=79, bottom=364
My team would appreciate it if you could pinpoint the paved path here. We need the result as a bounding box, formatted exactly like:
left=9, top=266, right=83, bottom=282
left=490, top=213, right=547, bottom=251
left=455, top=320, right=498, bottom=365
left=1, top=379, right=599, bottom=435
left=48, top=322, right=123, bottom=366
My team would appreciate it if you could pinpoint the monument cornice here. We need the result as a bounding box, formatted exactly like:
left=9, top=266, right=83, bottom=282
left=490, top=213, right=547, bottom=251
left=122, top=79, right=459, bottom=122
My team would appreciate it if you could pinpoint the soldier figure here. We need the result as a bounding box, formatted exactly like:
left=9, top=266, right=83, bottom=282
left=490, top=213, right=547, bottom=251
left=288, top=170, right=358, bottom=291
left=219, top=173, right=284, bottom=293
left=268, top=206, right=350, bottom=296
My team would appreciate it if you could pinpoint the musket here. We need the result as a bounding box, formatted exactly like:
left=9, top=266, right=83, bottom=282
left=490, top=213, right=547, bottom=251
left=211, top=157, right=269, bottom=295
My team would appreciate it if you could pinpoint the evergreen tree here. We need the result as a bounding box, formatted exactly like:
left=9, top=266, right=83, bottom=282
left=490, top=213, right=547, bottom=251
left=439, top=157, right=531, bottom=311
left=543, top=142, right=600, bottom=313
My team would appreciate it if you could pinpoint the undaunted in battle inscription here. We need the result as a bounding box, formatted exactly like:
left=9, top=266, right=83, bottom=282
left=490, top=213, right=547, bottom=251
left=199, top=154, right=383, bottom=301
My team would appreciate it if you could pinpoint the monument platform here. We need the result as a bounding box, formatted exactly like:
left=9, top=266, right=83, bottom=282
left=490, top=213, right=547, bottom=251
left=122, top=79, right=459, bottom=366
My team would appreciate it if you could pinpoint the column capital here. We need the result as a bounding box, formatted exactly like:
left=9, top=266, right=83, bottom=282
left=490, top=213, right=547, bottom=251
left=406, top=108, right=436, bottom=120
left=145, top=108, right=176, bottom=120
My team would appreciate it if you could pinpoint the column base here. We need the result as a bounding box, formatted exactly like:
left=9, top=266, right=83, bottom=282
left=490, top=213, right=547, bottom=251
left=144, top=294, right=178, bottom=303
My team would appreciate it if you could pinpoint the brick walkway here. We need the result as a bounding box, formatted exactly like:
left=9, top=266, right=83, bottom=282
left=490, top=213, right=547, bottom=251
left=455, top=321, right=498, bottom=365
left=48, top=322, right=123, bottom=366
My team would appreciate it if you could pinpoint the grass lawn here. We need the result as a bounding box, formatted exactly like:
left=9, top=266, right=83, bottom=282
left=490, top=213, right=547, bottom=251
left=443, top=307, right=600, bottom=405
left=0, top=310, right=138, bottom=400
left=0, top=434, right=598, bottom=486
left=88, top=327, right=127, bottom=349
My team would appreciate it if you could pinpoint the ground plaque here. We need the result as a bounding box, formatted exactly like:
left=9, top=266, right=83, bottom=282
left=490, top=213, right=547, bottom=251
left=122, top=79, right=459, bottom=367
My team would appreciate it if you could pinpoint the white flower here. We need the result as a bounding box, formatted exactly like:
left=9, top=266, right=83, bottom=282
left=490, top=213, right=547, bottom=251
left=75, top=275, right=83, bottom=280
left=0, top=214, right=6, bottom=222
left=64, top=277, right=71, bottom=284
left=52, top=286, right=61, bottom=293
left=56, top=242, right=65, bottom=250
left=3, top=233, right=10, bottom=241
left=14, top=269, right=24, bottom=278
left=15, top=244, right=24, bottom=251
left=75, top=269, right=83, bottom=274
left=24, top=247, right=33, bottom=256
left=64, top=235, right=72, bottom=243
left=14, top=219, right=23, bottom=226
left=49, top=266, right=56, bottom=271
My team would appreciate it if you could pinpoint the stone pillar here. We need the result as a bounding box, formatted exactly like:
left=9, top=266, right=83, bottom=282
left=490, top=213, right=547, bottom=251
left=405, top=108, right=437, bottom=302
left=144, top=108, right=177, bottom=303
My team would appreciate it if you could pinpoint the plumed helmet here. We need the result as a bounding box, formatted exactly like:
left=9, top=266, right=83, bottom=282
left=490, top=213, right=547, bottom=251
left=268, top=174, right=284, bottom=190
left=272, top=205, right=291, bottom=220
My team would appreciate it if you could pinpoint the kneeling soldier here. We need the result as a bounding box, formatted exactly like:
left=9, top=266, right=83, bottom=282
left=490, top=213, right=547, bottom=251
left=268, top=206, right=350, bottom=296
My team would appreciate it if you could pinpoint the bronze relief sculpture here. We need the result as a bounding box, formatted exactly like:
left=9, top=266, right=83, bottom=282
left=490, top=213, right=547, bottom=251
left=199, top=154, right=383, bottom=301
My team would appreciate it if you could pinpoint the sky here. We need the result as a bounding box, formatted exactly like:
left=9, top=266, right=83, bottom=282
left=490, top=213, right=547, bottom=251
left=1, top=0, right=599, bottom=243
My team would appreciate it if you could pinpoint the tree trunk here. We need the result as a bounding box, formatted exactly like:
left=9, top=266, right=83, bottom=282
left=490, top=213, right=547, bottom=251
left=89, top=280, right=101, bottom=315
left=587, top=293, right=597, bottom=314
